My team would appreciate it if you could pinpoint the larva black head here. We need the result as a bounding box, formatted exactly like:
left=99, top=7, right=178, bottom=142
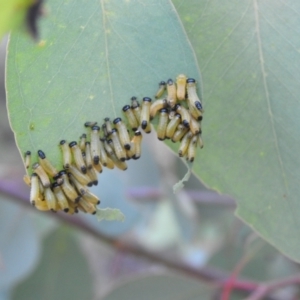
left=69, top=141, right=77, bottom=148
left=113, top=117, right=122, bottom=124
left=60, top=140, right=66, bottom=145
left=92, top=125, right=100, bottom=131
left=26, top=0, right=44, bottom=40
left=93, top=180, right=98, bottom=186
left=175, top=113, right=181, bottom=119
left=64, top=208, right=69, bottom=213
left=52, top=182, right=59, bottom=189
left=195, top=101, right=203, bottom=111
left=111, top=128, right=117, bottom=134
left=186, top=78, right=196, bottom=83
left=25, top=150, right=31, bottom=155
left=124, top=144, right=131, bottom=150
left=174, top=104, right=181, bottom=111
left=197, top=116, right=203, bottom=121
left=120, top=157, right=126, bottom=162
left=37, top=150, right=46, bottom=159
left=122, top=105, right=131, bottom=112
left=87, top=182, right=93, bottom=187
left=84, top=121, right=97, bottom=127
left=59, top=170, right=67, bottom=176
left=159, top=81, right=166, bottom=86
left=107, top=139, right=113, bottom=145
left=31, top=173, right=38, bottom=177
left=32, top=162, right=39, bottom=169
left=53, top=173, right=60, bottom=180
left=100, top=137, right=106, bottom=142
left=142, top=97, right=152, bottom=102
left=182, top=120, right=190, bottom=128
left=104, top=117, right=110, bottom=122
left=135, top=131, right=142, bottom=136
left=81, top=133, right=87, bottom=138
left=159, top=108, right=168, bottom=114
left=85, top=141, right=90, bottom=146
left=131, top=96, right=137, bottom=101
left=167, top=78, right=173, bottom=85
left=141, top=121, right=147, bottom=129
left=132, top=155, right=140, bottom=160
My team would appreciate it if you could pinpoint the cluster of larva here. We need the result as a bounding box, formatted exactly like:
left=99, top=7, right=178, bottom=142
left=23, top=74, right=204, bottom=216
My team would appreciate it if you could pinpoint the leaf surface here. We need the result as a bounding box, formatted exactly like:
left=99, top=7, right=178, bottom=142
left=6, top=0, right=200, bottom=174
left=173, top=0, right=300, bottom=262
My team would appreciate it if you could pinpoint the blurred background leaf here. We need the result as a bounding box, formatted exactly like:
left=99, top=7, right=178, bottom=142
left=12, top=228, right=93, bottom=300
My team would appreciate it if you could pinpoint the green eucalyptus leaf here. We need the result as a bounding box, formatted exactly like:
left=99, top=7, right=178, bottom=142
left=173, top=0, right=300, bottom=262
left=6, top=0, right=200, bottom=175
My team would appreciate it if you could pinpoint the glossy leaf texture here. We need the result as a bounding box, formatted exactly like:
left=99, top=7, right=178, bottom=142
left=173, top=0, right=300, bottom=262
left=6, top=0, right=200, bottom=174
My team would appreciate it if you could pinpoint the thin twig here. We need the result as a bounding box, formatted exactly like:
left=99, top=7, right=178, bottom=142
left=0, top=178, right=279, bottom=299
left=245, top=274, right=300, bottom=300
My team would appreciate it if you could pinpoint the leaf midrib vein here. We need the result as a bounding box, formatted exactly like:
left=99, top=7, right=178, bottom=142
left=253, top=0, right=289, bottom=195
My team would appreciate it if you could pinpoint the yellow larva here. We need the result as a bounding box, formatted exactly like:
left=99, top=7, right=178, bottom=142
left=166, top=78, right=177, bottom=108
left=156, top=108, right=169, bottom=141
left=99, top=138, right=109, bottom=167
left=187, top=134, right=198, bottom=162
left=87, top=167, right=98, bottom=186
left=83, top=191, right=100, bottom=205
left=176, top=74, right=187, bottom=101
left=34, top=199, right=49, bottom=211
left=122, top=105, right=139, bottom=131
left=32, top=162, right=50, bottom=188
left=44, top=186, right=57, bottom=212
left=30, top=173, right=39, bottom=205
left=113, top=117, right=131, bottom=150
left=60, top=140, right=72, bottom=169
left=24, top=151, right=31, bottom=169
left=78, top=197, right=96, bottom=215
left=186, top=78, right=203, bottom=113
left=38, top=150, right=59, bottom=178
left=105, top=117, right=113, bottom=136
left=198, top=135, right=204, bottom=149
left=178, top=131, right=193, bottom=157
left=59, top=170, right=81, bottom=202
left=84, top=142, right=93, bottom=170
left=110, top=128, right=126, bottom=162
left=189, top=116, right=201, bottom=135
left=174, top=104, right=191, bottom=128
left=166, top=113, right=181, bottom=139
left=68, top=164, right=92, bottom=186
left=90, top=126, right=101, bottom=165
left=155, top=81, right=166, bottom=99
left=84, top=121, right=98, bottom=128
left=110, top=152, right=128, bottom=171
left=23, top=174, right=31, bottom=187
left=69, top=141, right=87, bottom=174
left=132, top=131, right=142, bottom=160
left=131, top=96, right=141, bottom=125
left=69, top=173, right=88, bottom=196
left=52, top=182, right=69, bottom=212
left=79, top=134, right=87, bottom=152
left=126, top=142, right=136, bottom=159
left=140, top=97, right=152, bottom=132
left=149, top=98, right=167, bottom=120
left=171, top=124, right=189, bottom=143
